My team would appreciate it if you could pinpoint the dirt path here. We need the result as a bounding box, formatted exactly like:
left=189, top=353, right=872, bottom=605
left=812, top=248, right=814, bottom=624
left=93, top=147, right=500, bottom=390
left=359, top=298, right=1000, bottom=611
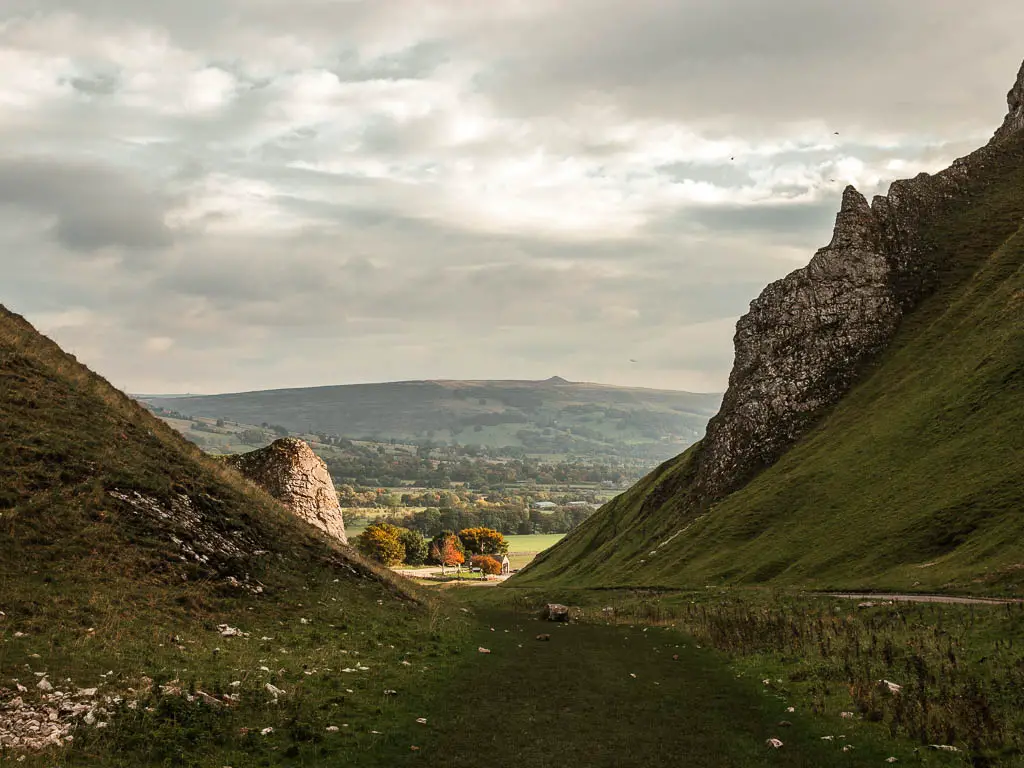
left=825, top=592, right=1022, bottom=605
left=392, top=566, right=510, bottom=582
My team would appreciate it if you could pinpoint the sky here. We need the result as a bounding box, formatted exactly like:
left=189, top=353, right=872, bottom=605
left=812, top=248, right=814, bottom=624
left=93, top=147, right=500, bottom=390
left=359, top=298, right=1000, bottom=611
left=2, top=1, right=1023, bottom=395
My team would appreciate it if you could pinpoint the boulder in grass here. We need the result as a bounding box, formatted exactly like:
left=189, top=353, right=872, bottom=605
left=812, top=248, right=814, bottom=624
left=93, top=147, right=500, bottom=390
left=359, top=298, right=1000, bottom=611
left=541, top=604, right=570, bottom=622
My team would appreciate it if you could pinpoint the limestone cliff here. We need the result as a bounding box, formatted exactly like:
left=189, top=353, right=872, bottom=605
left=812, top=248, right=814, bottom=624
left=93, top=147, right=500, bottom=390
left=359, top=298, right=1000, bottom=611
left=688, top=61, right=1024, bottom=503
left=227, top=438, right=347, bottom=544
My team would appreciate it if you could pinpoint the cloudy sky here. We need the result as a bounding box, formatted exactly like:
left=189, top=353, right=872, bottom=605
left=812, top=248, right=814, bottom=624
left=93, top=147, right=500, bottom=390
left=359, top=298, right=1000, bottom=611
left=3, top=1, right=1022, bottom=395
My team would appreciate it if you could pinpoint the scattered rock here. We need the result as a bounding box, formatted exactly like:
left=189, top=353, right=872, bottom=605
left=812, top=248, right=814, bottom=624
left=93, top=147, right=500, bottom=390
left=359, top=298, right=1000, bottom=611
left=542, top=604, right=570, bottom=622
left=880, top=679, right=903, bottom=695
left=535, top=634, right=551, bottom=642
left=217, top=624, right=249, bottom=638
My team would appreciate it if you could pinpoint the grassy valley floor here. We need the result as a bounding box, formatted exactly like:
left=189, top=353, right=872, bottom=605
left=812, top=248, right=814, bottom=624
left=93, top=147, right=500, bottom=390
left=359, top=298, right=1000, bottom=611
left=415, top=598, right=902, bottom=767
left=6, top=577, right=1012, bottom=766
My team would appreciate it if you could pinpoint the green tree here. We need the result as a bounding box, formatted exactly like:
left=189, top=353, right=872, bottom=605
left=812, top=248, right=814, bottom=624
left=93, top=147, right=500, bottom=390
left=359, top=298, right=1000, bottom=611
left=355, top=522, right=405, bottom=566
left=397, top=528, right=428, bottom=565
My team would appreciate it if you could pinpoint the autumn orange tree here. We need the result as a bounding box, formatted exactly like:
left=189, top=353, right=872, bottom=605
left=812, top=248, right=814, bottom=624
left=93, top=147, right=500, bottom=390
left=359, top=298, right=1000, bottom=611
left=471, top=555, right=502, bottom=575
left=457, top=526, right=508, bottom=556
left=429, top=532, right=465, bottom=575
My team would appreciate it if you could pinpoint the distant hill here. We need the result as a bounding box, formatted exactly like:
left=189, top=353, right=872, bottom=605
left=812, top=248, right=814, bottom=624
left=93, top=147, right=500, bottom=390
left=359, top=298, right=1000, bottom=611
left=141, top=378, right=721, bottom=461
left=517, top=63, right=1024, bottom=595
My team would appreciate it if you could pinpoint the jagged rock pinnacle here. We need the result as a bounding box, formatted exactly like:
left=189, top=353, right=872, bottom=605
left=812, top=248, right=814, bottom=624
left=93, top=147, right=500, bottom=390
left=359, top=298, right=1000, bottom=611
left=993, top=59, right=1024, bottom=142
left=680, top=60, right=1024, bottom=504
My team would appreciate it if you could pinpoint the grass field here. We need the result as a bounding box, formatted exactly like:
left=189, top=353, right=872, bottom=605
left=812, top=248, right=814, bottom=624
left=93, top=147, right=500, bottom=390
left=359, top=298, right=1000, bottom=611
left=426, top=588, right=971, bottom=767
left=504, top=533, right=565, bottom=553
left=504, top=533, right=565, bottom=569
left=481, top=586, right=1024, bottom=764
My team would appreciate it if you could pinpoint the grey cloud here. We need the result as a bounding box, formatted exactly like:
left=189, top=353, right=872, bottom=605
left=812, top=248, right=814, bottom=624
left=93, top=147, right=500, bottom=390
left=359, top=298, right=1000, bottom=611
left=67, top=73, right=120, bottom=96
left=1, top=1, right=1019, bottom=395
left=330, top=40, right=450, bottom=82
left=461, top=0, right=1024, bottom=136
left=651, top=199, right=839, bottom=247
left=0, top=158, right=173, bottom=251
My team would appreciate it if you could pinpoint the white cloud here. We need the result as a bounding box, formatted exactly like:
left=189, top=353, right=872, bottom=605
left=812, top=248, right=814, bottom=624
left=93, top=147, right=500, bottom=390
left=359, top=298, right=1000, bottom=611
left=0, top=0, right=1021, bottom=395
left=145, top=336, right=175, bottom=352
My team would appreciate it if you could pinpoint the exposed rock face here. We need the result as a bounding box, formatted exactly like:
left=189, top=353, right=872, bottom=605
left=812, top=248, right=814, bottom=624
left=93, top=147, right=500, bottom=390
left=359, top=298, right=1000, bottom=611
left=227, top=438, right=347, bottom=544
left=690, top=61, right=1024, bottom=502
left=995, top=59, right=1024, bottom=143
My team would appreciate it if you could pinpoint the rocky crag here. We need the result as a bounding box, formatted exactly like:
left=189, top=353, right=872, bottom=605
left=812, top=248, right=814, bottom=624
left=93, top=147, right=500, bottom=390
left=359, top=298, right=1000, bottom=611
left=226, top=438, right=347, bottom=544
left=683, top=60, right=1024, bottom=505
left=516, top=59, right=1024, bottom=591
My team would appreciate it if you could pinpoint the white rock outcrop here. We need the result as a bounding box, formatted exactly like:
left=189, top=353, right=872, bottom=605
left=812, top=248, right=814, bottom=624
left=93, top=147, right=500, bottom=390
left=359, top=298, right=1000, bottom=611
left=227, top=438, right=347, bottom=544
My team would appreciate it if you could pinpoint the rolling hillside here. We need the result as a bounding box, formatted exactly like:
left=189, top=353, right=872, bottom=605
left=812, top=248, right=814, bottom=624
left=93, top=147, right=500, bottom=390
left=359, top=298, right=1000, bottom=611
left=0, top=304, right=464, bottom=765
left=141, top=377, right=720, bottom=461
left=516, top=73, right=1024, bottom=596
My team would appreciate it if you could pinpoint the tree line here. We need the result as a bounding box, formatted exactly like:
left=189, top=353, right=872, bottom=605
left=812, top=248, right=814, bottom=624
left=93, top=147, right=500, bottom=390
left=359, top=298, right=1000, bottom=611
left=355, top=524, right=509, bottom=575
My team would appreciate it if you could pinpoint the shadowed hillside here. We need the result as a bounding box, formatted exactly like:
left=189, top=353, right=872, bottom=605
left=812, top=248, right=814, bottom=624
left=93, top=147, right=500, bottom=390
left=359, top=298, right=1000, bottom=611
left=0, top=303, right=396, bottom=597
left=0, top=305, right=467, bottom=766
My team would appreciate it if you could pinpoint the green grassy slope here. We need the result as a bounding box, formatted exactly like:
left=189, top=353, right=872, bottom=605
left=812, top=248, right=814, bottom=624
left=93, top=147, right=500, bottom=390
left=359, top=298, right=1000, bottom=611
left=141, top=377, right=720, bottom=459
left=0, top=305, right=470, bottom=766
left=516, top=139, right=1024, bottom=595
left=0, top=303, right=400, bottom=604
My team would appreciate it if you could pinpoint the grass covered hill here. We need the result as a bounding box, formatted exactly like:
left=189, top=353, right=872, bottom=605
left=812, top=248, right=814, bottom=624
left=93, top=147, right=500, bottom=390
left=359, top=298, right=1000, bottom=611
left=0, top=302, right=402, bottom=606
left=141, top=377, right=721, bottom=460
left=0, top=304, right=472, bottom=766
left=516, top=112, right=1024, bottom=596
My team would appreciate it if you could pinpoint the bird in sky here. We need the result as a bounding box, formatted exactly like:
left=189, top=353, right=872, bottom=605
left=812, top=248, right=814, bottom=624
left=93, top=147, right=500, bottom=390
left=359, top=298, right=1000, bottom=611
left=629, top=358, right=638, bottom=363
